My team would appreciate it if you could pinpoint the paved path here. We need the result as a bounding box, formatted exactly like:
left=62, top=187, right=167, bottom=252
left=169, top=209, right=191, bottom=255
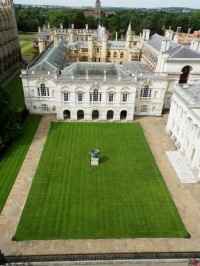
left=0, top=115, right=200, bottom=256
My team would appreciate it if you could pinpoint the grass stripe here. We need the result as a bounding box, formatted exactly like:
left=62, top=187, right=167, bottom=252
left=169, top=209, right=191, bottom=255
left=0, top=115, right=42, bottom=213
left=15, top=122, right=188, bottom=240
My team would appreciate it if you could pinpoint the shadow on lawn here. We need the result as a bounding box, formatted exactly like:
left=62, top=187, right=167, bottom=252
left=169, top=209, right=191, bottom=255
left=100, top=156, right=109, bottom=163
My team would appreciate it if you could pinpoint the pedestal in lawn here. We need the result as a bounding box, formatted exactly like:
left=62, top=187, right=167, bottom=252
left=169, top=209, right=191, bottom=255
left=90, top=149, right=100, bottom=166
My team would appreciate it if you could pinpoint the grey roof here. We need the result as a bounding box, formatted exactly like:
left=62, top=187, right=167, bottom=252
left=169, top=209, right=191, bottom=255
left=146, top=33, right=179, bottom=52
left=30, top=39, right=68, bottom=72
left=123, top=62, right=152, bottom=74
left=166, top=45, right=200, bottom=60
left=61, top=62, right=128, bottom=78
left=108, top=41, right=126, bottom=47
left=183, top=83, right=200, bottom=103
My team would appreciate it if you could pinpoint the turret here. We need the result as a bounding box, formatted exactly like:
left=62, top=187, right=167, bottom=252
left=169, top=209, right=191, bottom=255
left=95, top=0, right=101, bottom=19
left=101, top=36, right=107, bottom=62
left=38, top=36, right=46, bottom=53
left=88, top=36, right=94, bottom=62
left=126, top=22, right=132, bottom=48
left=142, top=29, right=150, bottom=41
left=165, top=29, right=173, bottom=40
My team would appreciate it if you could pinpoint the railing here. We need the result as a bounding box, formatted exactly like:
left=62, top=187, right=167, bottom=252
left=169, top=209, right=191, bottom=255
left=1, top=252, right=200, bottom=264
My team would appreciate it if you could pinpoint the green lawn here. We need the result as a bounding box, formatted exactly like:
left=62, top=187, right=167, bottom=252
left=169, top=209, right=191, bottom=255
left=19, top=32, right=37, bottom=56
left=0, top=115, right=42, bottom=213
left=2, top=70, right=25, bottom=111
left=15, top=123, right=188, bottom=240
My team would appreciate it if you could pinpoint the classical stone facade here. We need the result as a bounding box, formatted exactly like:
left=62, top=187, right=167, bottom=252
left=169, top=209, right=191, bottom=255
left=23, top=20, right=200, bottom=121
left=166, top=82, right=200, bottom=181
left=0, top=0, right=21, bottom=80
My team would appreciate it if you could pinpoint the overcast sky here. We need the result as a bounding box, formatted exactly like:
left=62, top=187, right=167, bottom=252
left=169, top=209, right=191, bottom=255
left=15, top=0, right=199, bottom=9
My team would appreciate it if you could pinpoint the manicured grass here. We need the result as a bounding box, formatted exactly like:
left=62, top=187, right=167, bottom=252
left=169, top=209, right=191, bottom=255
left=19, top=32, right=37, bottom=42
left=19, top=32, right=37, bottom=56
left=15, top=123, right=188, bottom=240
left=2, top=70, right=25, bottom=111
left=0, top=115, right=42, bottom=213
left=21, top=43, right=34, bottom=56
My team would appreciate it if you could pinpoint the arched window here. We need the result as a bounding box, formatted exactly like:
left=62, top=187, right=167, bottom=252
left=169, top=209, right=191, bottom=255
left=38, top=84, right=49, bottom=97
left=107, top=51, right=111, bottom=57
left=140, top=85, right=151, bottom=98
left=113, top=51, right=117, bottom=58
left=141, top=105, right=147, bottom=112
left=120, top=52, right=124, bottom=58
left=179, top=65, right=191, bottom=84
left=42, top=104, right=48, bottom=112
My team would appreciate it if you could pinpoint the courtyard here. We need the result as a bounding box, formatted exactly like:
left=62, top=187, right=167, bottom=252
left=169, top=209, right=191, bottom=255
left=0, top=115, right=200, bottom=255
left=15, top=122, right=187, bottom=240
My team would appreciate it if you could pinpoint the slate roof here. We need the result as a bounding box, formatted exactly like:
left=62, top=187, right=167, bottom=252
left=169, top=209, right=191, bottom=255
left=165, top=45, right=200, bottom=60
left=108, top=41, right=126, bottom=47
left=29, top=39, right=68, bottom=72
left=146, top=33, right=179, bottom=52
left=184, top=82, right=200, bottom=103
left=123, top=62, right=152, bottom=74
left=146, top=34, right=200, bottom=60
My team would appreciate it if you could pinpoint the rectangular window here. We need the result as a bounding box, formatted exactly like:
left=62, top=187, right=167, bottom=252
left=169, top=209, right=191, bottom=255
left=109, top=94, right=113, bottom=102
left=90, top=93, right=92, bottom=102
left=40, top=87, right=49, bottom=97
left=82, top=48, right=88, bottom=53
left=122, top=94, right=128, bottom=102
left=64, top=93, right=69, bottom=102
left=38, top=88, right=40, bottom=96
left=78, top=93, right=83, bottom=102
left=99, top=93, right=102, bottom=102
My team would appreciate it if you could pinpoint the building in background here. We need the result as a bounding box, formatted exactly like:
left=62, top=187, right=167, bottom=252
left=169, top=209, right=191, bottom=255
left=0, top=0, right=21, bottom=80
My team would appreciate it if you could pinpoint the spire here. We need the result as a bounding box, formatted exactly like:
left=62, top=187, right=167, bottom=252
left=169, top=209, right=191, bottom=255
left=127, top=22, right=132, bottom=35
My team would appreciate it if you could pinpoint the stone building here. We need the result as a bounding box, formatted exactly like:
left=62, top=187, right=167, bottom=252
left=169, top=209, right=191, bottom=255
left=95, top=0, right=101, bottom=19
left=166, top=82, right=200, bottom=182
left=22, top=19, right=200, bottom=121
left=0, top=0, right=21, bottom=81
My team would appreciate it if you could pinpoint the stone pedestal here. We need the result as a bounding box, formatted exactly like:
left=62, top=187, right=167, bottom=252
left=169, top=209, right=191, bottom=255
left=91, top=158, right=99, bottom=165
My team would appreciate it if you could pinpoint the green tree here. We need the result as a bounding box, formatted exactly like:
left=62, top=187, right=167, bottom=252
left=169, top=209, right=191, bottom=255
left=48, top=10, right=69, bottom=28
left=0, top=88, right=21, bottom=151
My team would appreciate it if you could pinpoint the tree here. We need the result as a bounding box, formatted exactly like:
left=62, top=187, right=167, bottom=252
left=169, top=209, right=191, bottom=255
left=0, top=87, right=21, bottom=151
left=48, top=10, right=69, bottom=28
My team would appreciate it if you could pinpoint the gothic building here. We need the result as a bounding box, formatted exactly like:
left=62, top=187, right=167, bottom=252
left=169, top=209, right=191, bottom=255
left=0, top=0, right=21, bottom=81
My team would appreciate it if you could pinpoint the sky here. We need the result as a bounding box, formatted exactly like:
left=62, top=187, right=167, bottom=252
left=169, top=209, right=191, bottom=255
left=14, top=0, right=199, bottom=9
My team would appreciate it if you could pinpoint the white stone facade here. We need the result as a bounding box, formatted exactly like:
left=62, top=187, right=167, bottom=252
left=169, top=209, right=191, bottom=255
left=166, top=83, right=200, bottom=181
left=22, top=60, right=167, bottom=121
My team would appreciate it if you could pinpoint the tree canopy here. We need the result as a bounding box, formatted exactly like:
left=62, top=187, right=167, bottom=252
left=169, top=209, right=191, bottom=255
left=15, top=6, right=200, bottom=36
left=0, top=87, right=21, bottom=151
